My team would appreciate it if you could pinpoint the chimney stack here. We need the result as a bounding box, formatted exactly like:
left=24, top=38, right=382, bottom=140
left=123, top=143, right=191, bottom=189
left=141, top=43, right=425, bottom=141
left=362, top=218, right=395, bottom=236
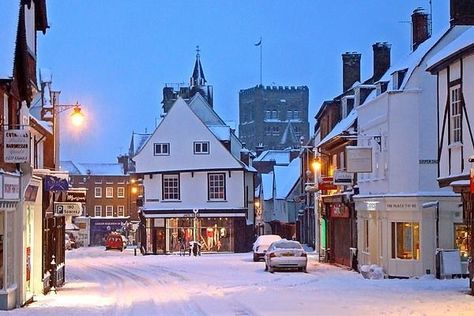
left=342, top=52, right=361, bottom=92
left=450, top=0, right=474, bottom=26
left=412, top=8, right=430, bottom=51
left=372, top=42, right=391, bottom=83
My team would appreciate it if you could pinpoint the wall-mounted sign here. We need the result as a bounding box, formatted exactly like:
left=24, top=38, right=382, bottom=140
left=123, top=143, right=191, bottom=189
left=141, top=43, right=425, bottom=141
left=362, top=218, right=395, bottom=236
left=471, top=169, right=474, bottom=194
left=25, top=185, right=39, bottom=202
left=66, top=191, right=86, bottom=203
left=319, top=177, right=337, bottom=191
left=3, top=129, right=30, bottom=163
left=2, top=174, right=21, bottom=200
left=54, top=202, right=83, bottom=216
left=330, top=203, right=349, bottom=218
left=385, top=201, right=418, bottom=211
left=333, top=170, right=353, bottom=185
left=346, top=146, right=372, bottom=173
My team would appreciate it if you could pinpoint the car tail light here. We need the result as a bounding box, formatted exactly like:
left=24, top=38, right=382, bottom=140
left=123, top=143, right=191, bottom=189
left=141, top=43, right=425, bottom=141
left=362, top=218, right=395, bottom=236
left=301, top=252, right=307, bottom=257
left=269, top=253, right=276, bottom=258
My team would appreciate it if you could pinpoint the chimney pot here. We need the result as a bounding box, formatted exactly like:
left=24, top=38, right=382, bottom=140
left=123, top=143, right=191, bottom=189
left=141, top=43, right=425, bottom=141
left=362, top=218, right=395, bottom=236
left=411, top=8, right=430, bottom=51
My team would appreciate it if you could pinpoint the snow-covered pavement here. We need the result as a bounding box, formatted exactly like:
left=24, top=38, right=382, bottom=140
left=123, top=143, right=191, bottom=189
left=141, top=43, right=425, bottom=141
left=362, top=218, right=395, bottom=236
left=4, top=247, right=474, bottom=316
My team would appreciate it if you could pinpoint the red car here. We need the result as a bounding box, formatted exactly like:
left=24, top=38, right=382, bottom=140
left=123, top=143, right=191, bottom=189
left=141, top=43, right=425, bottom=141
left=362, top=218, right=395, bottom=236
left=105, top=232, right=126, bottom=251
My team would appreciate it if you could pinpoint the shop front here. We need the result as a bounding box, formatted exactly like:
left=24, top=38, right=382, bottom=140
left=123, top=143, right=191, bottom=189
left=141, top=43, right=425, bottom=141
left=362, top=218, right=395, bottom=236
left=321, top=193, right=357, bottom=269
left=90, top=217, right=129, bottom=246
left=355, top=195, right=462, bottom=278
left=0, top=172, right=21, bottom=310
left=140, top=209, right=248, bottom=254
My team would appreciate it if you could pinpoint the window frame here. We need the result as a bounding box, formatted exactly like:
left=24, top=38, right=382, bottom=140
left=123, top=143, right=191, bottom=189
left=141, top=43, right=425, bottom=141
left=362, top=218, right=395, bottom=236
left=94, top=187, right=102, bottom=198
left=194, top=141, right=210, bottom=155
left=208, top=173, right=226, bottom=201
left=105, top=205, right=114, bottom=217
left=105, top=187, right=114, bottom=198
left=117, top=205, right=125, bottom=217
left=94, top=205, right=102, bottom=217
left=162, top=174, right=180, bottom=201
left=117, top=187, right=125, bottom=198
left=449, top=84, right=462, bottom=144
left=391, top=222, right=420, bottom=260
left=154, top=143, right=170, bottom=156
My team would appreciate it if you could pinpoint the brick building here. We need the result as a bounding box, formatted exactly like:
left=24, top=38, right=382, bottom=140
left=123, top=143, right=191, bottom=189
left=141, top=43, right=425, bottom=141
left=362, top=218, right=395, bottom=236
left=239, top=85, right=309, bottom=152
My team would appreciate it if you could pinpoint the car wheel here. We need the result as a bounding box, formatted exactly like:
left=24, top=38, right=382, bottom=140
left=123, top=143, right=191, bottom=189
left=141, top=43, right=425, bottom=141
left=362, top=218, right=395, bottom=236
left=105, top=247, right=109, bottom=251
left=253, top=253, right=258, bottom=262
left=268, top=265, right=274, bottom=273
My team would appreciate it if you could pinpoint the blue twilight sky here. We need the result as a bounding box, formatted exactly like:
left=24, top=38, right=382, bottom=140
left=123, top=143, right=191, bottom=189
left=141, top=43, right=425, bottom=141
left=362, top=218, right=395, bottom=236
left=38, top=0, right=450, bottom=164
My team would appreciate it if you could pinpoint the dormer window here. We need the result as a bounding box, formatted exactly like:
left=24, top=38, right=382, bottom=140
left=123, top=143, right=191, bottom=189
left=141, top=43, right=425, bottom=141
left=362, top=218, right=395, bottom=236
left=154, top=143, right=170, bottom=156
left=376, top=81, right=388, bottom=96
left=392, top=69, right=407, bottom=90
left=194, top=141, right=210, bottom=154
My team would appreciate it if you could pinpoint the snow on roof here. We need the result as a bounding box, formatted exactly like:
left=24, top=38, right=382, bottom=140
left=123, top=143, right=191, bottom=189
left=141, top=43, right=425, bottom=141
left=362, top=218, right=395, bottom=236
left=317, top=108, right=357, bottom=147
left=427, top=27, right=474, bottom=70
left=208, top=125, right=231, bottom=141
left=0, top=2, right=20, bottom=79
left=274, top=157, right=300, bottom=199
left=60, top=161, right=125, bottom=176
left=262, top=172, right=274, bottom=200
left=254, top=150, right=291, bottom=165
left=30, top=114, right=52, bottom=134
left=131, top=132, right=151, bottom=156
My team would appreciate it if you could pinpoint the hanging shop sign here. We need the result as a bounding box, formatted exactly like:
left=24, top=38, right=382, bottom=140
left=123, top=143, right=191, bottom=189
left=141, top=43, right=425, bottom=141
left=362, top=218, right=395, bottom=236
left=2, top=174, right=21, bottom=200
left=66, top=191, right=86, bottom=203
left=319, top=177, right=337, bottom=191
left=3, top=129, right=30, bottom=163
left=54, top=202, right=83, bottom=216
left=44, top=175, right=69, bottom=192
left=25, top=184, right=39, bottom=202
left=330, top=203, right=350, bottom=218
left=333, top=170, right=354, bottom=185
left=470, top=169, right=474, bottom=194
left=346, top=146, right=372, bottom=173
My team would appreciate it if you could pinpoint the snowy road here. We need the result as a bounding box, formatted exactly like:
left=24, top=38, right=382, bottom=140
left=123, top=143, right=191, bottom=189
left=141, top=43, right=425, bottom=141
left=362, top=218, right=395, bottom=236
left=5, top=247, right=474, bottom=316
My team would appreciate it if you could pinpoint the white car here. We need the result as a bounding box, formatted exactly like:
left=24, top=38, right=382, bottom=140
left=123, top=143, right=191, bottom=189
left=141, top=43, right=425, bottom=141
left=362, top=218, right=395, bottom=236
left=264, top=239, right=307, bottom=273
left=252, top=234, right=281, bottom=262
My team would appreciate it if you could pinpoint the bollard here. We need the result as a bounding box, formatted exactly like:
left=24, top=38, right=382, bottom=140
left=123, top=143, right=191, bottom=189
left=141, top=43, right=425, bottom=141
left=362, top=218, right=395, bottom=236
left=134, top=247, right=137, bottom=256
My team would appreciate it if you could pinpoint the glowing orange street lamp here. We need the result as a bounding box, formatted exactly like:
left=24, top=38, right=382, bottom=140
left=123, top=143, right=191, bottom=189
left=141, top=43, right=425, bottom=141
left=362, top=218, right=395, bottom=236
left=70, top=104, right=85, bottom=127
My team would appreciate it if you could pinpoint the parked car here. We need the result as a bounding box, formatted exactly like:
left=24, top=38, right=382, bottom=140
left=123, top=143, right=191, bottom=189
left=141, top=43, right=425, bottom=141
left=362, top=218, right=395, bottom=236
left=264, top=239, right=307, bottom=273
left=252, top=234, right=281, bottom=261
left=105, top=232, right=127, bottom=251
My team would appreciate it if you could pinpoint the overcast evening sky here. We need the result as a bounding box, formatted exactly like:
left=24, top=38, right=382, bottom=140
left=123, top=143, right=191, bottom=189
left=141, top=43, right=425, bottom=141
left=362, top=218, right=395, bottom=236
left=38, top=1, right=450, bottom=164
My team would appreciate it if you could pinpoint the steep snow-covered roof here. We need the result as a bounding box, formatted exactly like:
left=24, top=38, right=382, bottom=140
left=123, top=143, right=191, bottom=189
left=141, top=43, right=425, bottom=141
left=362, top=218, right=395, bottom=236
left=427, top=27, right=474, bottom=70
left=318, top=108, right=357, bottom=147
left=130, top=132, right=151, bottom=157
left=0, top=2, right=20, bottom=79
left=274, top=157, right=301, bottom=199
left=254, top=150, right=292, bottom=165
left=208, top=125, right=231, bottom=141
left=60, top=161, right=125, bottom=176
left=262, top=172, right=274, bottom=201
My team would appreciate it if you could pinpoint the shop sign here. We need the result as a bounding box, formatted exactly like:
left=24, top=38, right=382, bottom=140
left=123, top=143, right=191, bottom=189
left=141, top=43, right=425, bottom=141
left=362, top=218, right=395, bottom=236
left=470, top=169, right=474, bottom=193
left=385, top=201, right=418, bottom=211
left=154, top=218, right=165, bottom=227
left=346, top=146, right=372, bottom=173
left=330, top=203, right=349, bottom=218
left=333, top=170, right=353, bottom=185
left=54, top=202, right=83, bottom=216
left=3, top=129, right=30, bottom=163
left=25, top=184, right=39, bottom=202
left=44, top=175, right=69, bottom=192
left=2, top=174, right=20, bottom=200
left=66, top=191, right=86, bottom=203
left=319, top=177, right=337, bottom=191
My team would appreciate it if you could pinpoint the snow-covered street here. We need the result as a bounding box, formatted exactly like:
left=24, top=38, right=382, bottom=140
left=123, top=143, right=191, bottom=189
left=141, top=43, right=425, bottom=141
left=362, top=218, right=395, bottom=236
left=4, top=247, right=474, bottom=316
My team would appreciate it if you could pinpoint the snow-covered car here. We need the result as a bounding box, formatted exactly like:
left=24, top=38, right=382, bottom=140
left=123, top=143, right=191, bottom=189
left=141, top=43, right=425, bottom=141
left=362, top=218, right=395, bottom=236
left=264, top=239, right=307, bottom=273
left=252, top=234, right=281, bottom=261
left=105, top=232, right=127, bottom=251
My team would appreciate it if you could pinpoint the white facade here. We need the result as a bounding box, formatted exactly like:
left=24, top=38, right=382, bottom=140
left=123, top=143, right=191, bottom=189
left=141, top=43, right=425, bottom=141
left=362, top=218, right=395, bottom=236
left=354, top=27, right=468, bottom=278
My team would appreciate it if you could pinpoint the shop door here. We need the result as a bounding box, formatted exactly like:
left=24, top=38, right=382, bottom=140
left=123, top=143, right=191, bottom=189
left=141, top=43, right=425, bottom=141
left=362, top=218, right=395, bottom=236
left=332, top=218, right=351, bottom=267
left=154, top=228, right=166, bottom=254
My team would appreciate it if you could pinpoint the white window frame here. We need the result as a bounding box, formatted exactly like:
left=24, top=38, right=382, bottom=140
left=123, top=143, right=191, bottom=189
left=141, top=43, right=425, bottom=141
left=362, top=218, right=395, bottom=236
left=117, top=187, right=125, bottom=198
left=154, top=143, right=170, bottom=156
left=105, top=205, right=113, bottom=217
left=194, top=141, right=210, bottom=154
left=94, top=205, right=102, bottom=217
left=450, top=85, right=462, bottom=144
left=106, top=187, right=113, bottom=198
left=162, top=174, right=180, bottom=200
left=208, top=173, right=226, bottom=200
left=117, top=205, right=125, bottom=217
left=94, top=187, right=102, bottom=198
left=391, top=222, right=420, bottom=260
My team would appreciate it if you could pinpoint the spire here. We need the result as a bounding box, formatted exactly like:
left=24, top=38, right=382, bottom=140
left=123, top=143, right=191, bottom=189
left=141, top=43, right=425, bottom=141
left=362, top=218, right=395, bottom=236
left=191, top=45, right=206, bottom=87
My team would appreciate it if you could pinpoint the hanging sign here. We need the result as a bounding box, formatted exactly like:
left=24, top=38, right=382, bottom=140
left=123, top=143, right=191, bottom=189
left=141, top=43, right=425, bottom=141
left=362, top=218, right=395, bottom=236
left=470, top=169, right=474, bottom=194
left=2, top=174, right=21, bottom=200
left=3, top=129, right=30, bottom=163
left=319, top=177, right=337, bottom=191
left=54, top=202, right=83, bottom=216
left=333, top=170, right=353, bottom=185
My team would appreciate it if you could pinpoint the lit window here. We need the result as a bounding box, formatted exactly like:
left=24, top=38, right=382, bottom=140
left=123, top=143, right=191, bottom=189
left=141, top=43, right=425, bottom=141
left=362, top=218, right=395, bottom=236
left=106, top=206, right=113, bottom=217
left=208, top=173, right=226, bottom=200
left=194, top=141, right=210, bottom=154
left=94, top=187, right=102, bottom=198
left=162, top=174, right=180, bottom=200
left=94, top=205, right=102, bottom=217
left=450, top=85, right=462, bottom=144
left=117, top=206, right=125, bottom=217
left=117, top=187, right=125, bottom=198
left=154, top=143, right=170, bottom=156
left=106, top=187, right=113, bottom=198
left=391, top=222, right=420, bottom=260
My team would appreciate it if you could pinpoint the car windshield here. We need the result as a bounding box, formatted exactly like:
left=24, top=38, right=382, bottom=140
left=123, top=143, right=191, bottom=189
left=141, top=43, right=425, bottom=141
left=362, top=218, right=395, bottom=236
left=274, top=242, right=302, bottom=250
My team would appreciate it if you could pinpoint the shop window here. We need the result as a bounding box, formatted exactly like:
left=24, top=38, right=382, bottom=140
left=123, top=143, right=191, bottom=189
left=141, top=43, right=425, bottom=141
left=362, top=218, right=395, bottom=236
left=117, top=206, right=125, bottom=217
left=162, top=174, right=180, bottom=200
left=94, top=187, right=102, bottom=198
left=106, top=187, right=113, bottom=198
left=208, top=173, right=226, bottom=200
left=194, top=141, right=210, bottom=154
left=117, top=187, right=125, bottom=198
left=105, top=206, right=113, bottom=217
left=454, top=224, right=469, bottom=261
left=94, top=205, right=102, bottom=217
left=154, top=143, right=170, bottom=156
left=391, top=222, right=420, bottom=260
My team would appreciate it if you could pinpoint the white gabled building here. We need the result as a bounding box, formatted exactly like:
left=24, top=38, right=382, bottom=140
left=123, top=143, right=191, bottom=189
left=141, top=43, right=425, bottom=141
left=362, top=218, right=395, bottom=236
left=134, top=95, right=255, bottom=254
left=354, top=7, right=467, bottom=278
